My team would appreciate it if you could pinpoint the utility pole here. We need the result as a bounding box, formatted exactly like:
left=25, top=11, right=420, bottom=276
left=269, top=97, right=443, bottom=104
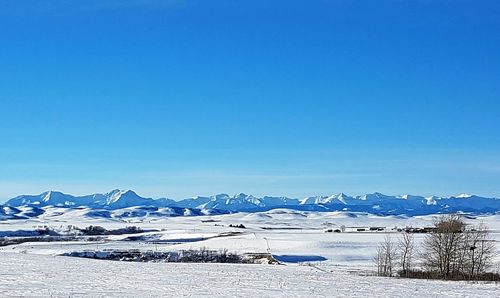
left=263, top=237, right=271, bottom=254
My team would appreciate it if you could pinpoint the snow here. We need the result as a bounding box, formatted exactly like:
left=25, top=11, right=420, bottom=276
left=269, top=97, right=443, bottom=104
left=0, top=253, right=498, bottom=297
left=1, top=209, right=499, bottom=296
left=1, top=210, right=499, bottom=266
left=300, top=194, right=350, bottom=205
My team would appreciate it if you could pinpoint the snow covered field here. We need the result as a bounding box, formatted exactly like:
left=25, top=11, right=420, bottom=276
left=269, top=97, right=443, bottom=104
left=1, top=253, right=499, bottom=297
left=1, top=209, right=499, bottom=297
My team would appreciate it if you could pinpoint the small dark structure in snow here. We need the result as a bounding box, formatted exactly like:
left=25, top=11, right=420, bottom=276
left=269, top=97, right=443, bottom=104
left=343, top=226, right=387, bottom=232
left=324, top=229, right=342, bottom=233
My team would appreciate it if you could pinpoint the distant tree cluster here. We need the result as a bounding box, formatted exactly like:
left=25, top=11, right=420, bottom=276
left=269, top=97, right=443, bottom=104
left=65, top=247, right=275, bottom=264
left=76, top=225, right=146, bottom=236
left=375, top=214, right=499, bottom=281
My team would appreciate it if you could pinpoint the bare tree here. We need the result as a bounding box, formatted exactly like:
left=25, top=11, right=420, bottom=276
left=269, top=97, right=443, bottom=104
left=398, top=232, right=415, bottom=277
left=464, top=223, right=497, bottom=278
left=374, top=234, right=397, bottom=276
left=422, top=214, right=466, bottom=279
left=374, top=245, right=384, bottom=276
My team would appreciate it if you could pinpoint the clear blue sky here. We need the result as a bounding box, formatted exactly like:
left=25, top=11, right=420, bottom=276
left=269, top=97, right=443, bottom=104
left=1, top=0, right=500, bottom=201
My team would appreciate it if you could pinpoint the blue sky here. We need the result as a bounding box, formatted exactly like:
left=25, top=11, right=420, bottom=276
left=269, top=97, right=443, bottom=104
left=1, top=0, right=500, bottom=200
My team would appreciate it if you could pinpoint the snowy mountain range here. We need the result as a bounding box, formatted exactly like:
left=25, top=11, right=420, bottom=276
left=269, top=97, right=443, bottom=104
left=2, top=190, right=500, bottom=218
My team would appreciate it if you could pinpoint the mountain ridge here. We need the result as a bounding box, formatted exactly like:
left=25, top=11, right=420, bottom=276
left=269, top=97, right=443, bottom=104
left=3, top=190, right=500, bottom=216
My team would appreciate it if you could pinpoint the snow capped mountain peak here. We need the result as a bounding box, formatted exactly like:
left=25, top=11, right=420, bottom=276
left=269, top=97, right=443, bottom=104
left=299, top=193, right=353, bottom=205
left=41, top=191, right=70, bottom=202
left=425, top=196, right=440, bottom=205
left=101, top=190, right=154, bottom=209
left=42, top=191, right=53, bottom=201
left=300, top=196, right=326, bottom=205
left=111, top=189, right=134, bottom=196
left=11, top=191, right=76, bottom=207
left=106, top=189, right=121, bottom=195
left=359, top=192, right=388, bottom=200
left=333, top=193, right=352, bottom=204
left=373, top=192, right=392, bottom=198
left=456, top=193, right=472, bottom=198
left=231, top=193, right=254, bottom=202
left=105, top=189, right=135, bottom=197
left=398, top=194, right=424, bottom=201
left=212, top=193, right=230, bottom=200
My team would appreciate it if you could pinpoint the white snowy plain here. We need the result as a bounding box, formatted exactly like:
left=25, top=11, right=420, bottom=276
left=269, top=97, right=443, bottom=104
left=1, top=253, right=499, bottom=298
left=1, top=209, right=499, bottom=297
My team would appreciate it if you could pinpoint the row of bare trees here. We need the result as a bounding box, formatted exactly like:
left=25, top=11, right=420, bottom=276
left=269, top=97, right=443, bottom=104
left=375, top=214, right=498, bottom=280
left=374, top=232, right=415, bottom=277
left=422, top=214, right=497, bottom=279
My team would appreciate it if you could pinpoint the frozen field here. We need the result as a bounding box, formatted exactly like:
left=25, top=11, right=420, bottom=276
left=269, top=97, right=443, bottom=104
left=1, top=253, right=499, bottom=297
left=1, top=209, right=499, bottom=297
